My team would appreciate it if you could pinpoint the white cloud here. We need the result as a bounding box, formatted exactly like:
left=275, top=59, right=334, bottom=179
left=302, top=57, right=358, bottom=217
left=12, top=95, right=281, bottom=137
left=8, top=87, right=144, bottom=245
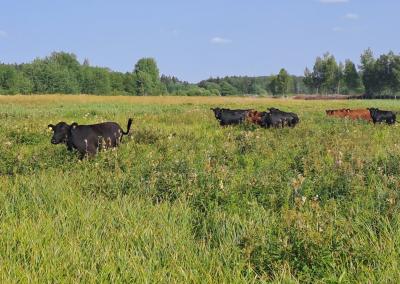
left=319, top=0, right=349, bottom=3
left=0, top=30, right=7, bottom=37
left=345, top=13, right=359, bottom=20
left=211, top=37, right=232, bottom=44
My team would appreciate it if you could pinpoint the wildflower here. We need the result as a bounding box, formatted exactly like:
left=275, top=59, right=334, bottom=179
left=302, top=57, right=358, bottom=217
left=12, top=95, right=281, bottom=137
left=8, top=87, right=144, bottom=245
left=292, top=174, right=305, bottom=192
left=387, top=198, right=395, bottom=206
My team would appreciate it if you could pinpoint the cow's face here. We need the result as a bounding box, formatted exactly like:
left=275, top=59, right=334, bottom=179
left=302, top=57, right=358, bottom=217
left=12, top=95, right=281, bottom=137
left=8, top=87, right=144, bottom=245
left=211, top=108, right=222, bottom=119
left=48, top=122, right=70, bottom=144
left=367, top=108, right=378, bottom=115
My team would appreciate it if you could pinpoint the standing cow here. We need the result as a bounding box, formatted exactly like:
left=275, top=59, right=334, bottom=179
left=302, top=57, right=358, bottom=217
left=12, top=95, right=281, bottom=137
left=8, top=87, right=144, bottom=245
left=48, top=118, right=133, bottom=158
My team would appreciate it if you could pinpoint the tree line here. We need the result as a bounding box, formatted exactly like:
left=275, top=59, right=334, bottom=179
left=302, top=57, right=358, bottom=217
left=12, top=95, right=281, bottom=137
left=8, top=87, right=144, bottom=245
left=0, top=49, right=399, bottom=97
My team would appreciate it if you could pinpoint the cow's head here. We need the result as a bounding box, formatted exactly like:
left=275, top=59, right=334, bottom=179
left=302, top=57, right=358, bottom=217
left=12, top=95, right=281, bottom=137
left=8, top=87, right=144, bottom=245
left=48, top=122, right=73, bottom=144
left=210, top=107, right=222, bottom=119
left=326, top=110, right=333, bottom=115
left=367, top=108, right=379, bottom=115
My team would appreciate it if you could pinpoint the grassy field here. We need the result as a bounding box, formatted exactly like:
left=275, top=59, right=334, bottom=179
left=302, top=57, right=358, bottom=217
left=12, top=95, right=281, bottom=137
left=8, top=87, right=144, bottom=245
left=1, top=95, right=400, bottom=283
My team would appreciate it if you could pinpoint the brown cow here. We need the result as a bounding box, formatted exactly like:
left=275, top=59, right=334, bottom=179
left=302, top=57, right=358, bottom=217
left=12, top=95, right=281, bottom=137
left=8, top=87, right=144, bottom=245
left=326, top=109, right=350, bottom=118
left=346, top=109, right=372, bottom=121
left=246, top=110, right=265, bottom=125
left=326, top=108, right=372, bottom=122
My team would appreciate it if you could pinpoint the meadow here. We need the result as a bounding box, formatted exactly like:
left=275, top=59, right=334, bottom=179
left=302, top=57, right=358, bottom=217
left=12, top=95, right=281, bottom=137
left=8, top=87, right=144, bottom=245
left=1, top=95, right=400, bottom=283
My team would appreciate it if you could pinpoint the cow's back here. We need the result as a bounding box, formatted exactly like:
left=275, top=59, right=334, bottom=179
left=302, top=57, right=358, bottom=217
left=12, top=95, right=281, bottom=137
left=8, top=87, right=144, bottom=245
left=219, top=110, right=248, bottom=125
left=91, top=122, right=122, bottom=137
left=348, top=109, right=372, bottom=121
left=71, top=122, right=123, bottom=154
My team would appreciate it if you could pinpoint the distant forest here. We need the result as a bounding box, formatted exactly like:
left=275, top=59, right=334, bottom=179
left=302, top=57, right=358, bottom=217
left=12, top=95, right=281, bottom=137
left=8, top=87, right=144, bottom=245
left=0, top=49, right=399, bottom=97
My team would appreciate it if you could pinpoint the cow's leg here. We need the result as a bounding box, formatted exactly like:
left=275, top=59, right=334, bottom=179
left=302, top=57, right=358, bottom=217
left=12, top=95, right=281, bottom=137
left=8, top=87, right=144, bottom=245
left=78, top=151, right=86, bottom=160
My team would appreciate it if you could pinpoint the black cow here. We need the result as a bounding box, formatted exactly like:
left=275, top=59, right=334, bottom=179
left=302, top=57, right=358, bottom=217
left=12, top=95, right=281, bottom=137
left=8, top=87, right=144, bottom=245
left=367, top=108, right=396, bottom=125
left=267, top=108, right=299, bottom=127
left=210, top=108, right=251, bottom=126
left=260, top=112, right=286, bottom=128
left=48, top=118, right=133, bottom=158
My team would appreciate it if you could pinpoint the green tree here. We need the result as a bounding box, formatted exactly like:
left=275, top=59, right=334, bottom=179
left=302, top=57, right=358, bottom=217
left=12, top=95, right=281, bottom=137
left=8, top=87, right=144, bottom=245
left=303, top=67, right=315, bottom=93
left=269, top=69, right=290, bottom=96
left=133, top=58, right=164, bottom=95
left=310, top=56, right=324, bottom=94
left=199, top=81, right=221, bottom=96
left=276, top=68, right=290, bottom=95
left=304, top=53, right=341, bottom=94
left=268, top=76, right=278, bottom=96
left=343, top=59, right=361, bottom=93
left=0, top=64, right=33, bottom=94
left=109, top=72, right=126, bottom=94
left=23, top=59, right=80, bottom=94
left=220, top=81, right=239, bottom=96
left=80, top=66, right=111, bottom=95
left=360, top=48, right=379, bottom=96
left=47, top=52, right=80, bottom=73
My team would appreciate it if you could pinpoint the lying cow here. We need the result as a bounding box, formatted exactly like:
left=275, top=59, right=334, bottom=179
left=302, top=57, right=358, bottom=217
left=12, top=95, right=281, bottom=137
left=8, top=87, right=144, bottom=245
left=48, top=118, right=133, bottom=158
left=246, top=110, right=266, bottom=126
left=326, top=108, right=372, bottom=121
left=367, top=108, right=396, bottom=125
left=260, top=112, right=285, bottom=128
left=210, top=108, right=251, bottom=126
left=267, top=108, right=299, bottom=127
left=326, top=109, right=350, bottom=118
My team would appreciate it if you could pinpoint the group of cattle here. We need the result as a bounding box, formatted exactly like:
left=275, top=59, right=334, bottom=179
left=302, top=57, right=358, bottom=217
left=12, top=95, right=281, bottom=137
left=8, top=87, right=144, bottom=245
left=326, top=108, right=396, bottom=124
left=47, top=106, right=396, bottom=158
left=210, top=107, right=299, bottom=128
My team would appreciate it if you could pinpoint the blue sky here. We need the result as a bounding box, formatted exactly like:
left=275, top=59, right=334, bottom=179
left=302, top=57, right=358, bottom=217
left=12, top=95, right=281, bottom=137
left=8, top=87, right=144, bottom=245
left=0, top=0, right=399, bottom=82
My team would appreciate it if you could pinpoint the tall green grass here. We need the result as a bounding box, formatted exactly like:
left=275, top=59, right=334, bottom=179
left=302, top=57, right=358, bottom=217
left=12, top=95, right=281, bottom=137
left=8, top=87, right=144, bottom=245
left=1, top=96, right=400, bottom=282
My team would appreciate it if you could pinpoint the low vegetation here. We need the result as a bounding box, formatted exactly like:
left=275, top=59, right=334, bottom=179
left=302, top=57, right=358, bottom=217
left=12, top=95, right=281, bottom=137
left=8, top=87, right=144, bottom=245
left=1, top=95, right=400, bottom=282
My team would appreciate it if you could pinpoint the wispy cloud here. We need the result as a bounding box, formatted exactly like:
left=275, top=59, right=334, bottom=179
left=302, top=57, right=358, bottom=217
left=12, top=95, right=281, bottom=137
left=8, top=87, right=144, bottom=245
left=319, top=0, right=349, bottom=3
left=0, top=30, right=7, bottom=37
left=210, top=37, right=232, bottom=44
left=345, top=13, right=359, bottom=20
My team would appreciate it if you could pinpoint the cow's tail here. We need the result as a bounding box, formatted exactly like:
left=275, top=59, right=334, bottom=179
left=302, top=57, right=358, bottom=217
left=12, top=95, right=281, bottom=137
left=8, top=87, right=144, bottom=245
left=122, top=118, right=133, bottom=135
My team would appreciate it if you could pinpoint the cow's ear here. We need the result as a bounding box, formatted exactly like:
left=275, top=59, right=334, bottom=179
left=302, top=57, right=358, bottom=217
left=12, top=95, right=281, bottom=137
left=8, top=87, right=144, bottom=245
left=48, top=124, right=54, bottom=130
left=71, top=122, right=78, bottom=129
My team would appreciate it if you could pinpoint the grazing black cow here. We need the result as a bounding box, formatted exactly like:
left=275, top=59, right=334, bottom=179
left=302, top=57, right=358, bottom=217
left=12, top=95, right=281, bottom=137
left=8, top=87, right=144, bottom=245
left=367, top=108, right=396, bottom=125
left=267, top=107, right=299, bottom=127
left=48, top=118, right=133, bottom=158
left=210, top=108, right=251, bottom=126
